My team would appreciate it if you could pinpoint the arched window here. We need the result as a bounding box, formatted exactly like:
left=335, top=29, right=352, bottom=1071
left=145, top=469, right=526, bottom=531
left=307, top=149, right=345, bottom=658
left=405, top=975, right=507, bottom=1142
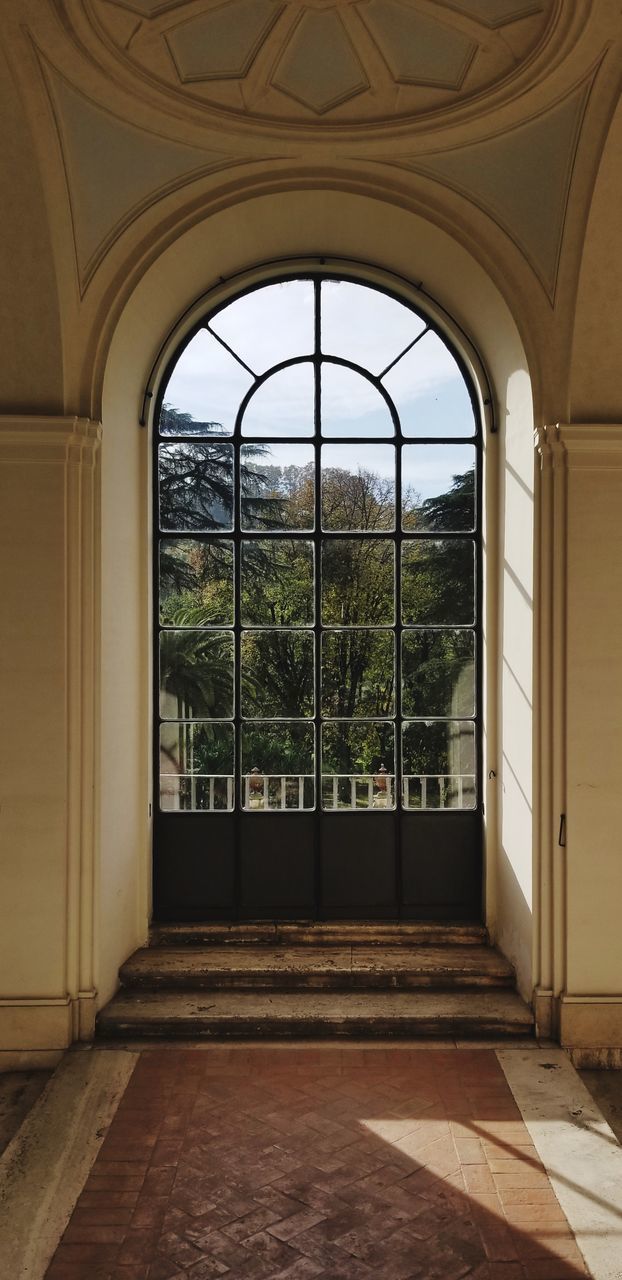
left=153, top=276, right=481, bottom=920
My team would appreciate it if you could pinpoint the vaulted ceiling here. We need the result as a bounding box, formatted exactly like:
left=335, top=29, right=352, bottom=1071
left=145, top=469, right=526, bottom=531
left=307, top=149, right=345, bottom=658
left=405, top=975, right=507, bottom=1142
left=0, top=0, right=621, bottom=417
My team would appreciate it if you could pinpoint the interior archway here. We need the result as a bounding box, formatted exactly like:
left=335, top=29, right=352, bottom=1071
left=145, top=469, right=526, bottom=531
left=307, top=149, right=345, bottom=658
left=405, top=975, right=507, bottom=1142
left=99, top=188, right=535, bottom=1009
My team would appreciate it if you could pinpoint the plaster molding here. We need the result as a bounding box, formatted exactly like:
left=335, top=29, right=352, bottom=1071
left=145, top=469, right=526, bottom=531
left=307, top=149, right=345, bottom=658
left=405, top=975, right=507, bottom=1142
left=560, top=994, right=622, bottom=1051
left=382, top=77, right=592, bottom=300
left=63, top=418, right=100, bottom=1042
left=537, top=421, right=622, bottom=466
left=0, top=996, right=72, bottom=1008
left=0, top=415, right=101, bottom=461
left=533, top=423, right=568, bottom=1010
left=555, top=421, right=622, bottom=466
left=66, top=0, right=570, bottom=133
left=0, top=1003, right=73, bottom=1051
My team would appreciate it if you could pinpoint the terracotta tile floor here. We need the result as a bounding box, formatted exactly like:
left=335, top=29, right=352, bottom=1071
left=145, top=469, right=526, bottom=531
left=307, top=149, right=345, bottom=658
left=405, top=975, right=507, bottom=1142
left=45, top=1048, right=590, bottom=1280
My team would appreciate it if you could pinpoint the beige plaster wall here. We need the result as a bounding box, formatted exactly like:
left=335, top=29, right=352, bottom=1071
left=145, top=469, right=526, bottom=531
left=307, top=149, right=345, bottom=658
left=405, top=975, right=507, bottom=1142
left=497, top=369, right=536, bottom=999
left=0, top=441, right=67, bottom=999
left=98, top=371, right=150, bottom=1007
left=564, top=438, right=622, bottom=997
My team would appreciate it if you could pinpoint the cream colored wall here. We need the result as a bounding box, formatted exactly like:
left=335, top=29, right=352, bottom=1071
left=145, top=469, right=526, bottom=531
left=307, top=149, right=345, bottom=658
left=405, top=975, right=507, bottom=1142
left=0, top=430, right=68, bottom=1047
left=564, top=439, right=622, bottom=1006
left=98, top=369, right=150, bottom=1007
left=497, top=369, right=536, bottom=999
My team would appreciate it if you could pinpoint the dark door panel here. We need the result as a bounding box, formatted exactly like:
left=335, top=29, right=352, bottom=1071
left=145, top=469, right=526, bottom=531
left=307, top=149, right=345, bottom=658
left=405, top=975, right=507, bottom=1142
left=320, top=814, right=398, bottom=916
left=239, top=814, right=315, bottom=916
left=401, top=811, right=482, bottom=919
left=154, top=813, right=235, bottom=919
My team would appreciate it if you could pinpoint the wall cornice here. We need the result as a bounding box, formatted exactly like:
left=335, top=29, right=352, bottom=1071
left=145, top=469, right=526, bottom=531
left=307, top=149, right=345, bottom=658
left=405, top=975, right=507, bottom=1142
left=535, top=422, right=622, bottom=467
left=0, top=415, right=101, bottom=458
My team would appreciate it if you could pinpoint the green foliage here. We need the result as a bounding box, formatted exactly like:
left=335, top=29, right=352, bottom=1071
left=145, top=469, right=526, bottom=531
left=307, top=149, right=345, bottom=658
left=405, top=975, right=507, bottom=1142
left=158, top=452, right=477, bottom=790
left=159, top=628, right=233, bottom=719
left=241, top=540, right=313, bottom=625
left=160, top=540, right=233, bottom=625
left=242, top=631, right=314, bottom=718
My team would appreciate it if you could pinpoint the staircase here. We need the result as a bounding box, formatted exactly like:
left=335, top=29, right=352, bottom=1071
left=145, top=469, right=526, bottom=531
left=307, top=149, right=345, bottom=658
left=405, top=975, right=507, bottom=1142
left=97, top=922, right=533, bottom=1040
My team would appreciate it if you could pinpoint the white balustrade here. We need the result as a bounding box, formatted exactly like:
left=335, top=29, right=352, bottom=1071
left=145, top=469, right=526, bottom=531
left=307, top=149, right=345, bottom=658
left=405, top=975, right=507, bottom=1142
left=402, top=774, right=476, bottom=810
left=161, top=772, right=476, bottom=812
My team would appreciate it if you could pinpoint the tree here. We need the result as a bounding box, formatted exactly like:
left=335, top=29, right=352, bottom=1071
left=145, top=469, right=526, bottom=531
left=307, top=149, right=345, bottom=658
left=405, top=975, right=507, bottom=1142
left=159, top=624, right=234, bottom=720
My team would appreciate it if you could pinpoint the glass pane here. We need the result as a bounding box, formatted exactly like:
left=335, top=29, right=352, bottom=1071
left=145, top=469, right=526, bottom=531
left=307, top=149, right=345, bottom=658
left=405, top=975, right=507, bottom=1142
left=383, top=330, right=475, bottom=437
left=210, top=281, right=314, bottom=375
left=322, top=539, right=394, bottom=625
left=322, top=630, right=395, bottom=717
left=402, top=630, right=475, bottom=718
left=241, top=363, right=314, bottom=437
left=241, top=721, right=314, bottom=810
left=320, top=363, right=394, bottom=438
left=241, top=443, right=314, bottom=531
left=159, top=629, right=233, bottom=719
left=160, top=329, right=252, bottom=436
left=402, top=720, right=476, bottom=809
left=160, top=722, right=234, bottom=812
left=159, top=443, right=233, bottom=531
left=321, top=280, right=424, bottom=374
left=321, top=721, right=395, bottom=810
left=241, top=631, right=314, bottom=718
left=322, top=444, right=395, bottom=531
left=402, top=444, right=476, bottom=531
left=402, top=539, right=475, bottom=625
left=241, top=539, right=314, bottom=626
left=159, top=539, right=233, bottom=626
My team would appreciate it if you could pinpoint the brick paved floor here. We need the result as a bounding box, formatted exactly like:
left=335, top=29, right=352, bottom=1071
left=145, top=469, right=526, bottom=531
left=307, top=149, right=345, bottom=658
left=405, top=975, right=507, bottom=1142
left=45, top=1048, right=590, bottom=1280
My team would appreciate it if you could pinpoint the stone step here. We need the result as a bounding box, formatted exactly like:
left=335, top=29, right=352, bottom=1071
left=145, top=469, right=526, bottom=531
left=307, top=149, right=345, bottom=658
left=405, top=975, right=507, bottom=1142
left=120, top=944, right=513, bottom=992
left=149, top=921, right=487, bottom=948
left=97, top=989, right=534, bottom=1040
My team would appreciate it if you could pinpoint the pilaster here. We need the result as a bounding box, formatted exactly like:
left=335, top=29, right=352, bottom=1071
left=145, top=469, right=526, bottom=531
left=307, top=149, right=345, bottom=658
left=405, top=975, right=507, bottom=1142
left=0, top=415, right=101, bottom=1049
left=533, top=424, right=622, bottom=1052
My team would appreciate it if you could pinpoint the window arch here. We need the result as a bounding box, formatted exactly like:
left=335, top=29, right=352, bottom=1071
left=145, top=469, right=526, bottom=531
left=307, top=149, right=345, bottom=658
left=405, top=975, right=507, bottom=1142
left=153, top=273, right=481, bottom=918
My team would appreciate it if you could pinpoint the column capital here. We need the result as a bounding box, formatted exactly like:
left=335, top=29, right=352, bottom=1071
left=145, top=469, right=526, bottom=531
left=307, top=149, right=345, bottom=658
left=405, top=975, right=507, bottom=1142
left=0, top=415, right=101, bottom=463
left=535, top=423, right=622, bottom=469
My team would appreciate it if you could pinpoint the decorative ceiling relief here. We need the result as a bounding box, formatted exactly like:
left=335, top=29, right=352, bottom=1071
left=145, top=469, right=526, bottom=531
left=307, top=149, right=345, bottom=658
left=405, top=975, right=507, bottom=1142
left=43, top=62, right=240, bottom=279
left=386, top=81, right=590, bottom=297
left=272, top=10, right=368, bottom=113
left=166, top=0, right=282, bottom=82
left=83, top=0, right=554, bottom=126
left=109, top=0, right=187, bottom=14
left=359, top=1, right=476, bottom=89
left=441, top=0, right=544, bottom=28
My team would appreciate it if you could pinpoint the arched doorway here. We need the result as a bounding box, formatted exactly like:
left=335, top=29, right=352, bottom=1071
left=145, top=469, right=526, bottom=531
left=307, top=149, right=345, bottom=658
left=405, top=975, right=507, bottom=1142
left=153, top=272, right=482, bottom=920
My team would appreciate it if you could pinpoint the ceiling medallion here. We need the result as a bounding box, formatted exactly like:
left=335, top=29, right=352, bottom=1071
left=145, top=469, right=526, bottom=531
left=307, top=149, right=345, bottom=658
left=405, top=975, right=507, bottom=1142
left=94, top=0, right=555, bottom=126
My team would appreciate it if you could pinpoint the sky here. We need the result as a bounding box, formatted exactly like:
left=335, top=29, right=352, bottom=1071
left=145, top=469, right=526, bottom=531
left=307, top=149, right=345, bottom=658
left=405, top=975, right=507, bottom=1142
left=163, top=279, right=476, bottom=500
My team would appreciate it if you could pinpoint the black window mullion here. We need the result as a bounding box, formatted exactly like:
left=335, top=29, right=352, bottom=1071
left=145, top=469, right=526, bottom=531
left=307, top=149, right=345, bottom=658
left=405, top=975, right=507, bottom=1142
left=313, top=280, right=322, bottom=908
left=233, top=380, right=242, bottom=911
